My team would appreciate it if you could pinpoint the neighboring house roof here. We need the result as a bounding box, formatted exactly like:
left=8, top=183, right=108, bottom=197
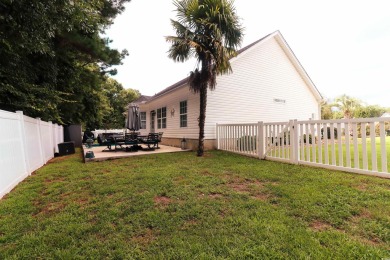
left=146, top=30, right=322, bottom=103
left=132, top=95, right=152, bottom=104
left=126, top=95, right=152, bottom=111
left=381, top=112, right=390, bottom=117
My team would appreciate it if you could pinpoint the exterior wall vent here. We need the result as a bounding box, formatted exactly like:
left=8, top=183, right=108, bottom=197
left=273, top=98, right=286, bottom=104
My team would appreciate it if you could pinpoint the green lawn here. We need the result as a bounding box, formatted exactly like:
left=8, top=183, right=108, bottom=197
left=271, top=137, right=390, bottom=172
left=1, top=150, right=390, bottom=259
left=313, top=137, right=389, bottom=171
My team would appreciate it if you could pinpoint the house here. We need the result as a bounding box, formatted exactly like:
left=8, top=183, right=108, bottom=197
left=134, top=31, right=323, bottom=150
left=381, top=112, right=390, bottom=118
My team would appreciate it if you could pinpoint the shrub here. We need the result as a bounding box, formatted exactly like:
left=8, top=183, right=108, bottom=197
left=237, top=135, right=256, bottom=151
left=375, top=122, right=390, bottom=136
left=321, top=127, right=338, bottom=139
left=270, top=131, right=291, bottom=146
left=303, top=134, right=312, bottom=144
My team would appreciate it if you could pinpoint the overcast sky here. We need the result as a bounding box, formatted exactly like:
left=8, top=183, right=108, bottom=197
left=105, top=0, right=390, bottom=107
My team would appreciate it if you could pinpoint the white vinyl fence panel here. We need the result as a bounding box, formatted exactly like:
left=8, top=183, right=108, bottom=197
left=296, top=118, right=389, bottom=178
left=40, top=120, right=54, bottom=162
left=0, top=110, right=63, bottom=198
left=217, top=123, right=259, bottom=158
left=217, top=117, right=390, bottom=179
left=24, top=116, right=44, bottom=172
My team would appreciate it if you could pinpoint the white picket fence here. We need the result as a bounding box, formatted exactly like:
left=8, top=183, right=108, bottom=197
left=0, top=110, right=63, bottom=198
left=217, top=117, right=390, bottom=178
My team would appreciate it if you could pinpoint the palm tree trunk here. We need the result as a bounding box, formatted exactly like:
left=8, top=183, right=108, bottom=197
left=197, top=84, right=207, bottom=156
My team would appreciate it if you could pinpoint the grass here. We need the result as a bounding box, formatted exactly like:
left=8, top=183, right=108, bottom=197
left=1, top=150, right=390, bottom=259
left=270, top=136, right=390, bottom=172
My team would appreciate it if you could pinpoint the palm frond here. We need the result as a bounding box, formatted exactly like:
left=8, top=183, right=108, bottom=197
left=169, top=0, right=244, bottom=91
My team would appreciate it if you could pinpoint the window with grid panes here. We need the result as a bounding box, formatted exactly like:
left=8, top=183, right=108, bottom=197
left=157, top=107, right=166, bottom=129
left=140, top=112, right=146, bottom=129
left=180, top=101, right=187, bottom=127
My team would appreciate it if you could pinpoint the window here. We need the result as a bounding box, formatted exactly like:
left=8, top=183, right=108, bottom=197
left=140, top=112, right=146, bottom=129
left=180, top=101, right=187, bottom=127
left=157, top=107, right=166, bottom=129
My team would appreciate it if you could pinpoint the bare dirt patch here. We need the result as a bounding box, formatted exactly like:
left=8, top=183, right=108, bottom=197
left=154, top=196, right=171, bottom=207
left=229, top=183, right=250, bottom=193
left=356, top=209, right=372, bottom=219
left=131, top=228, right=156, bottom=246
left=174, top=176, right=185, bottom=181
left=180, top=219, right=198, bottom=230
left=310, top=220, right=332, bottom=231
left=251, top=193, right=270, bottom=201
left=202, top=152, right=213, bottom=158
left=355, top=183, right=368, bottom=191
left=60, top=192, right=71, bottom=199
left=218, top=207, right=233, bottom=219
left=350, top=209, right=373, bottom=225
left=44, top=177, right=66, bottom=183
left=173, top=176, right=187, bottom=185
left=358, top=236, right=382, bottom=246
left=208, top=193, right=224, bottom=199
left=200, top=170, right=213, bottom=176
left=76, top=198, right=89, bottom=205
left=227, top=178, right=266, bottom=193
left=47, top=156, right=68, bottom=164
left=33, top=201, right=67, bottom=217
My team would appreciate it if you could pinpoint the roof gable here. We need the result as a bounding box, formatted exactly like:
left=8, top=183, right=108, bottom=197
left=147, top=30, right=322, bottom=102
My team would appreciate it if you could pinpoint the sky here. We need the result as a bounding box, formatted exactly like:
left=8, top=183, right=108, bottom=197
left=105, top=0, right=390, bottom=107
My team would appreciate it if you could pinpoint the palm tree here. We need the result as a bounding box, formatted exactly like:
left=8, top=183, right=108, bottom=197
left=332, top=94, right=361, bottom=119
left=166, top=0, right=243, bottom=156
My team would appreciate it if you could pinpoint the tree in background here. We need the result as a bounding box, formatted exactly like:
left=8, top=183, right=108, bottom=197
left=0, top=0, right=132, bottom=128
left=101, top=78, right=140, bottom=129
left=167, top=0, right=243, bottom=156
left=332, top=94, right=361, bottom=119
left=321, top=94, right=389, bottom=119
left=320, top=100, right=333, bottom=120
left=353, top=105, right=386, bottom=119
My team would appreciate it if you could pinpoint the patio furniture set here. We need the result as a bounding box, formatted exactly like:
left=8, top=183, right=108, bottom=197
left=98, top=132, right=163, bottom=152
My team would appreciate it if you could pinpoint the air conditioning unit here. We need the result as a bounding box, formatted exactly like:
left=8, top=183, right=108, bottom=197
left=58, top=142, right=75, bottom=156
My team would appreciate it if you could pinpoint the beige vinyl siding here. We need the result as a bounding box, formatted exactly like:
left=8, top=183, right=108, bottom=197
left=205, top=37, right=319, bottom=139
left=138, top=86, right=200, bottom=139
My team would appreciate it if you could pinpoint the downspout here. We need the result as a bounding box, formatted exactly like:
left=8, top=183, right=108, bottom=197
left=318, top=100, right=323, bottom=120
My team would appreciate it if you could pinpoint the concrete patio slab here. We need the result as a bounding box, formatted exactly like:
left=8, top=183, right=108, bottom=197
left=83, top=144, right=189, bottom=162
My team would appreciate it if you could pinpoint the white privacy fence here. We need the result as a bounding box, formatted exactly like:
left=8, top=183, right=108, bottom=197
left=92, top=129, right=126, bottom=136
left=217, top=117, right=390, bottom=178
left=0, top=110, right=63, bottom=198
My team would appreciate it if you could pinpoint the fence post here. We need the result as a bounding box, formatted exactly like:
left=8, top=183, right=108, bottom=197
left=291, top=119, right=299, bottom=164
left=216, top=123, right=219, bottom=149
left=16, top=111, right=30, bottom=175
left=36, top=118, right=45, bottom=166
left=258, top=121, right=264, bottom=159
left=54, top=124, right=59, bottom=153
left=60, top=125, right=64, bottom=143
left=48, top=121, right=54, bottom=157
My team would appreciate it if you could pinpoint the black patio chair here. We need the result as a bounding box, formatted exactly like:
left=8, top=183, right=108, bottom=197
left=124, top=133, right=139, bottom=152
left=140, top=133, right=160, bottom=150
